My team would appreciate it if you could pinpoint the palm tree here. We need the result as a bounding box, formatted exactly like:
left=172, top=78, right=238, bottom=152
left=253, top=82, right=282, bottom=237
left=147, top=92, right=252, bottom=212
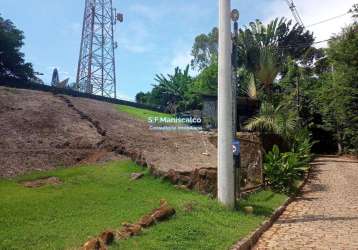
left=255, top=46, right=280, bottom=97
left=245, top=102, right=297, bottom=140
left=154, top=65, right=192, bottom=113
left=237, top=17, right=312, bottom=97
left=237, top=20, right=282, bottom=96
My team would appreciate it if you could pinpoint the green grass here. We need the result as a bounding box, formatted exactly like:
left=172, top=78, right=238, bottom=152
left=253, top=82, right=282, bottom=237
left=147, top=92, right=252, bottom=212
left=0, top=161, right=287, bottom=250
left=116, top=105, right=173, bottom=121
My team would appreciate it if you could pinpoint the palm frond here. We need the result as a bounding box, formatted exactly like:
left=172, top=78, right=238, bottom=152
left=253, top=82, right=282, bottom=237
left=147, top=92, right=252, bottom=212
left=245, top=102, right=297, bottom=140
left=246, top=74, right=257, bottom=99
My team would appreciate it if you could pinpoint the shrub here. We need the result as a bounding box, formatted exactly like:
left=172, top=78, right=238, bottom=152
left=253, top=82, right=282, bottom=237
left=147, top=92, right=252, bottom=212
left=291, top=129, right=315, bottom=164
left=264, top=145, right=309, bottom=194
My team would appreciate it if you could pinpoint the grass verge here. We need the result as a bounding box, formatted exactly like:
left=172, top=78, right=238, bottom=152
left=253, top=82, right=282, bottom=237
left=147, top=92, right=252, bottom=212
left=115, top=105, right=173, bottom=121
left=0, top=161, right=287, bottom=250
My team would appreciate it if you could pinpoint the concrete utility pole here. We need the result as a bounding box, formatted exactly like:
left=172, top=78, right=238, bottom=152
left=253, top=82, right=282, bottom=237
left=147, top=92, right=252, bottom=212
left=218, top=0, right=235, bottom=208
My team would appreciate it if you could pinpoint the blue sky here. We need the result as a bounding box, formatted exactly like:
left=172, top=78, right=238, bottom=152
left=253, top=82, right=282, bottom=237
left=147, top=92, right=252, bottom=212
left=0, top=0, right=355, bottom=100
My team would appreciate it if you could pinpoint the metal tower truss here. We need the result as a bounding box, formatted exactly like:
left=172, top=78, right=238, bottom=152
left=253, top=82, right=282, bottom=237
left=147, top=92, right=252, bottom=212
left=76, top=0, right=121, bottom=98
left=284, top=0, right=305, bottom=28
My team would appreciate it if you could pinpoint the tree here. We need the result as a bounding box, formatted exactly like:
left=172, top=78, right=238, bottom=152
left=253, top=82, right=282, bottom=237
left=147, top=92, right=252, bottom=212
left=314, top=23, right=358, bottom=153
left=349, top=3, right=358, bottom=20
left=0, top=15, right=35, bottom=81
left=135, top=91, right=148, bottom=103
left=191, top=27, right=218, bottom=71
left=255, top=46, right=281, bottom=98
left=237, top=18, right=314, bottom=69
left=192, top=61, right=218, bottom=95
left=236, top=18, right=314, bottom=98
left=154, top=65, right=194, bottom=113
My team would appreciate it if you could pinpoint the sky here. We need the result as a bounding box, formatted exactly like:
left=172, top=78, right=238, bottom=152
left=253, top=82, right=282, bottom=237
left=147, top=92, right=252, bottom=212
left=0, top=0, right=355, bottom=100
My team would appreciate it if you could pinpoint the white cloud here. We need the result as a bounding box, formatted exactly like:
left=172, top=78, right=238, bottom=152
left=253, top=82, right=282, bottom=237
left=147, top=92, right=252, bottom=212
left=161, top=44, right=198, bottom=76
left=118, top=19, right=152, bottom=54
left=121, top=2, right=212, bottom=55
left=170, top=49, right=192, bottom=70
left=264, top=0, right=355, bottom=47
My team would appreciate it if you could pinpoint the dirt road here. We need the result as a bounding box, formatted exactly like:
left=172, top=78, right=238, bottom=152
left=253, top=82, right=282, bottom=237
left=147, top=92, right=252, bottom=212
left=254, top=156, right=358, bottom=249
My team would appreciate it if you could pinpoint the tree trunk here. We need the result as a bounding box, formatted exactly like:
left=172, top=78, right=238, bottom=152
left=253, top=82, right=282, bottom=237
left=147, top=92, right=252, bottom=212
left=337, top=132, right=343, bottom=155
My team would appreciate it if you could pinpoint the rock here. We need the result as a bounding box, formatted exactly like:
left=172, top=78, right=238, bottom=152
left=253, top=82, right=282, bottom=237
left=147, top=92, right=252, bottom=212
left=138, top=214, right=155, bottom=228
left=99, top=230, right=115, bottom=245
left=206, top=169, right=217, bottom=179
left=198, top=169, right=207, bottom=177
left=150, top=200, right=176, bottom=222
left=177, top=175, right=191, bottom=185
left=243, top=206, right=254, bottom=214
left=81, top=200, right=176, bottom=249
left=165, top=169, right=179, bottom=184
left=22, top=177, right=62, bottom=188
left=138, top=200, right=176, bottom=228
left=118, top=223, right=142, bottom=239
left=131, top=173, right=144, bottom=181
left=191, top=168, right=218, bottom=195
left=82, top=238, right=107, bottom=250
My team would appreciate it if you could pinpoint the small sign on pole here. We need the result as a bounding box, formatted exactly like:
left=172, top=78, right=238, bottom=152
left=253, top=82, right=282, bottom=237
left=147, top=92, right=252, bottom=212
left=232, top=140, right=240, bottom=157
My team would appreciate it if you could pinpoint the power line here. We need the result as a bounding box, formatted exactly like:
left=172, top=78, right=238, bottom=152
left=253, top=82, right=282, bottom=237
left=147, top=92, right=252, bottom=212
left=306, top=12, right=350, bottom=28
left=276, top=38, right=332, bottom=49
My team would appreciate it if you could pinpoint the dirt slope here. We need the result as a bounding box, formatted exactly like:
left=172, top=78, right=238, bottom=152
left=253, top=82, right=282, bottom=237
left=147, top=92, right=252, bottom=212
left=0, top=87, right=216, bottom=178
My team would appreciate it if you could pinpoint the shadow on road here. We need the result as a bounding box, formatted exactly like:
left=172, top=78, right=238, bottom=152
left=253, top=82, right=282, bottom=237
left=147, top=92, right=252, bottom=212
left=277, top=215, right=358, bottom=224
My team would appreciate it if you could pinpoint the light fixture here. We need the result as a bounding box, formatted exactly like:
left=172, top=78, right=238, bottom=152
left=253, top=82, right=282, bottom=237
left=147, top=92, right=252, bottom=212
left=231, top=9, right=240, bottom=22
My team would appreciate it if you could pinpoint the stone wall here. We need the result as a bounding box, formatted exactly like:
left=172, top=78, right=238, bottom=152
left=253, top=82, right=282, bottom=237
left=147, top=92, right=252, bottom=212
left=149, top=132, right=263, bottom=196
left=237, top=132, right=263, bottom=190
left=208, top=132, right=263, bottom=191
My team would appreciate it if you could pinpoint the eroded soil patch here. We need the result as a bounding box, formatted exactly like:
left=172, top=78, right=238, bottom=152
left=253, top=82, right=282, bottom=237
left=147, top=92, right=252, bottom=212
left=21, top=177, right=62, bottom=188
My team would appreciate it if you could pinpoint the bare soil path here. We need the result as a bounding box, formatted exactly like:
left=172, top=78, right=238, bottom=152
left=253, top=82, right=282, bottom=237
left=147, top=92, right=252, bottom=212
left=254, top=156, right=358, bottom=249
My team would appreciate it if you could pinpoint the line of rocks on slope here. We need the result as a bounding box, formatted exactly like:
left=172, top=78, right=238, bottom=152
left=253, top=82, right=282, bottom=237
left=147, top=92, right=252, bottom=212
left=55, top=95, right=107, bottom=137
left=55, top=94, right=219, bottom=195
left=108, top=144, right=218, bottom=195
left=82, top=200, right=176, bottom=250
left=59, top=95, right=264, bottom=196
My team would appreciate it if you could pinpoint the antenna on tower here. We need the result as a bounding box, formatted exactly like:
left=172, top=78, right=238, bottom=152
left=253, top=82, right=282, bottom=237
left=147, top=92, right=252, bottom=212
left=76, top=0, right=123, bottom=99
left=284, top=0, right=305, bottom=28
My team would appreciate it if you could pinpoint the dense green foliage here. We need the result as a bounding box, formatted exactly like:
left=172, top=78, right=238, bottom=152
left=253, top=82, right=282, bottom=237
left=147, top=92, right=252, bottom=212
left=0, top=14, right=35, bottom=81
left=244, top=9, right=357, bottom=154
left=135, top=66, right=200, bottom=113
left=245, top=102, right=297, bottom=140
left=313, top=24, right=358, bottom=153
left=236, top=18, right=315, bottom=98
left=136, top=5, right=357, bottom=153
left=190, top=27, right=218, bottom=71
left=192, top=61, right=218, bottom=96
left=0, top=161, right=287, bottom=250
left=136, top=18, right=314, bottom=114
left=264, top=144, right=311, bottom=194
